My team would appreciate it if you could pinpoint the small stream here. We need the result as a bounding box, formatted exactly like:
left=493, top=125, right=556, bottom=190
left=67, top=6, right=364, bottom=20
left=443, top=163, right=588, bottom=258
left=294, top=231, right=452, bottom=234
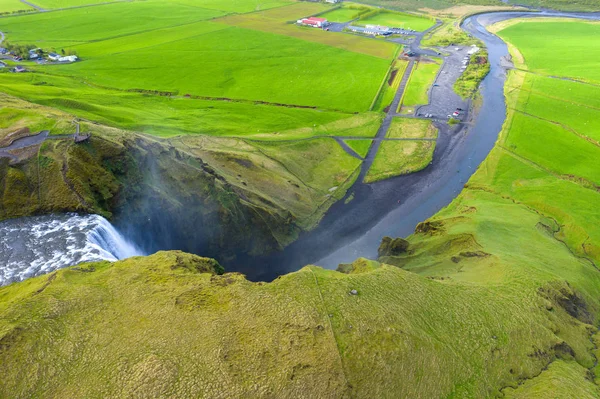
left=1, top=10, right=598, bottom=284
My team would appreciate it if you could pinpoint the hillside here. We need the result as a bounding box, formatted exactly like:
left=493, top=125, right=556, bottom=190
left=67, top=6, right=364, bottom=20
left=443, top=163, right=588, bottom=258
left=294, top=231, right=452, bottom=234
left=0, top=94, right=366, bottom=261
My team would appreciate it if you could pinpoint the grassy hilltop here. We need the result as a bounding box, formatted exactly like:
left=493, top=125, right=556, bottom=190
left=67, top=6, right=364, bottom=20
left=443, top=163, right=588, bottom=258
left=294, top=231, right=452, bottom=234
left=1, top=17, right=600, bottom=398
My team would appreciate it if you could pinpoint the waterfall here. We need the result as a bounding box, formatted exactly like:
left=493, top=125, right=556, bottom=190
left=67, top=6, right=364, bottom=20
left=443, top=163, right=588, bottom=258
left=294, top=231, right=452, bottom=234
left=87, top=215, right=144, bottom=261
left=0, top=213, right=145, bottom=286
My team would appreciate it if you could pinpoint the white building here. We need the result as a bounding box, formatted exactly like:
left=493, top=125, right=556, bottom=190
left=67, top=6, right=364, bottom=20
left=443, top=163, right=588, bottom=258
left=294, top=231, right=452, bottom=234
left=58, top=55, right=78, bottom=62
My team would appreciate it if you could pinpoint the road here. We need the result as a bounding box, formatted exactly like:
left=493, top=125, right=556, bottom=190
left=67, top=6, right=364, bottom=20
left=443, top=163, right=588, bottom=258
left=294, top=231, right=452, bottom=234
left=0, top=130, right=49, bottom=162
left=20, top=0, right=46, bottom=11
left=0, top=121, right=82, bottom=163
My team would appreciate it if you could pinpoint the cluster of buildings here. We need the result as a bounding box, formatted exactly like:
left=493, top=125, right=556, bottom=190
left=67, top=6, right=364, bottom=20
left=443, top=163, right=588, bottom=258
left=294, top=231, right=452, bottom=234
left=296, top=16, right=329, bottom=28
left=29, top=49, right=78, bottom=63
left=350, top=24, right=415, bottom=37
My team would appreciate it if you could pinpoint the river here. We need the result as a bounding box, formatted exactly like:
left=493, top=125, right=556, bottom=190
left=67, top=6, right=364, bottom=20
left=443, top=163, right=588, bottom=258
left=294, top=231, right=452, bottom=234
left=1, top=10, right=597, bottom=284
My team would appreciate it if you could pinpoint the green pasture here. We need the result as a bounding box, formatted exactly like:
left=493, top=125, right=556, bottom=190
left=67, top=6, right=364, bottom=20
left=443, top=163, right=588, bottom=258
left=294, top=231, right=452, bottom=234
left=171, top=0, right=292, bottom=13
left=372, top=59, right=408, bottom=112
left=364, top=139, right=434, bottom=183
left=358, top=11, right=435, bottom=31
left=43, top=26, right=388, bottom=111
left=386, top=117, right=437, bottom=138
left=344, top=139, right=372, bottom=157
left=401, top=61, right=440, bottom=108
left=0, top=73, right=386, bottom=139
left=0, top=0, right=31, bottom=13
left=504, top=112, right=600, bottom=186
left=498, top=20, right=600, bottom=83
left=0, top=2, right=392, bottom=113
left=520, top=73, right=600, bottom=111
left=0, top=0, right=225, bottom=48
left=27, top=0, right=117, bottom=9
left=474, top=19, right=600, bottom=262
left=319, top=5, right=369, bottom=22
left=218, top=3, right=397, bottom=59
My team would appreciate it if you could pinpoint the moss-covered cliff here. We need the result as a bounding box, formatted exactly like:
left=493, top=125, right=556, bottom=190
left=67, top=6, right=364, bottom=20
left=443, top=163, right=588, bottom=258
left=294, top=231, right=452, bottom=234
left=0, top=95, right=361, bottom=261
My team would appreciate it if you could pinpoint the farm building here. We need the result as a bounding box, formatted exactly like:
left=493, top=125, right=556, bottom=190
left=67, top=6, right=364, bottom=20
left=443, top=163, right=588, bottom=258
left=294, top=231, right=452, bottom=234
left=326, top=0, right=341, bottom=3
left=350, top=25, right=392, bottom=36
left=297, top=17, right=329, bottom=28
left=365, top=24, right=391, bottom=33
left=13, top=65, right=26, bottom=73
left=58, top=55, right=78, bottom=62
left=28, top=49, right=41, bottom=60
left=48, top=53, right=60, bottom=61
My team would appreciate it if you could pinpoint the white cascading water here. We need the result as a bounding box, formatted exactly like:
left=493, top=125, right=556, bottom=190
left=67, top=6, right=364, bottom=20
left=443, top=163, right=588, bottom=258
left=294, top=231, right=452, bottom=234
left=0, top=214, right=145, bottom=286
left=87, top=215, right=143, bottom=261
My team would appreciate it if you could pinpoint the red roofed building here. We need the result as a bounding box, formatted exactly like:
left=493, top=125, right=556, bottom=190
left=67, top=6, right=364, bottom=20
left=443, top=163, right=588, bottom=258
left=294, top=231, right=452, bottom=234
left=297, top=16, right=329, bottom=28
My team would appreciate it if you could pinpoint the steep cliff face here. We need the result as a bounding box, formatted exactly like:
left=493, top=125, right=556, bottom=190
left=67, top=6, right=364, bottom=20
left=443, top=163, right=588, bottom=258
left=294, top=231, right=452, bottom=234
left=0, top=130, right=300, bottom=261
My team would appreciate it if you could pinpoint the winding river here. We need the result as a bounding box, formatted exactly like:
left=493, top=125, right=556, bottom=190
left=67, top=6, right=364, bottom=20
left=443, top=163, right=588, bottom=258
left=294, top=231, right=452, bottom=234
left=1, top=9, right=598, bottom=283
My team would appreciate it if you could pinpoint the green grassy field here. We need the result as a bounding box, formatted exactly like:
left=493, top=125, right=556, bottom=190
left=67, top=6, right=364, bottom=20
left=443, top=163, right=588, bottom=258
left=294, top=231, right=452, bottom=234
left=372, top=59, right=408, bottom=111
left=357, top=10, right=435, bottom=31
left=364, top=138, right=434, bottom=183
left=28, top=0, right=120, bottom=9
left=499, top=20, right=600, bottom=83
left=0, top=0, right=32, bottom=13
left=49, top=26, right=389, bottom=111
left=161, top=0, right=292, bottom=13
left=318, top=4, right=372, bottom=22
left=219, top=3, right=397, bottom=59
left=344, top=139, right=373, bottom=157
left=386, top=117, right=437, bottom=138
left=400, top=60, right=440, bottom=108
left=0, top=0, right=394, bottom=138
left=0, top=1, right=225, bottom=46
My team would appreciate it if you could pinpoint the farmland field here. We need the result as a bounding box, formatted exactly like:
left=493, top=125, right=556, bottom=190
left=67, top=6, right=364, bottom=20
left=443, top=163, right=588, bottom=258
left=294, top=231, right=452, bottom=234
left=167, top=0, right=292, bottom=13
left=373, top=59, right=408, bottom=111
left=319, top=5, right=370, bottom=22
left=400, top=60, right=440, bottom=108
left=0, top=0, right=31, bottom=13
left=365, top=138, right=434, bottom=183
left=219, top=3, right=397, bottom=59
left=498, top=20, right=600, bottom=83
left=344, top=139, right=373, bottom=157
left=358, top=11, right=435, bottom=31
left=0, top=0, right=396, bottom=138
left=477, top=18, right=600, bottom=258
left=47, top=26, right=389, bottom=111
left=386, top=117, right=437, bottom=138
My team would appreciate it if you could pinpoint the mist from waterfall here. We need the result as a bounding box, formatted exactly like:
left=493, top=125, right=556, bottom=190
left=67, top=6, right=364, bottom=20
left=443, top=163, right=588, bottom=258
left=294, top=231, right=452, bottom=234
left=0, top=214, right=145, bottom=286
